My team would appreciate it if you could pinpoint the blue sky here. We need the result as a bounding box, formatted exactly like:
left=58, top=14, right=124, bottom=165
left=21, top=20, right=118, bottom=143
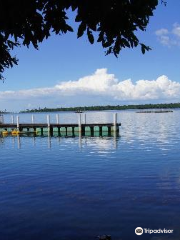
left=1, top=1, right=180, bottom=111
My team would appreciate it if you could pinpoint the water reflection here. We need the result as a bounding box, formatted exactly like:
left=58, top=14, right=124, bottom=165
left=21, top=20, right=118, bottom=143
left=17, top=135, right=21, bottom=149
left=48, top=135, right=51, bottom=149
left=0, top=110, right=180, bottom=240
left=78, top=131, right=82, bottom=149
left=32, top=136, right=36, bottom=146
left=120, top=110, right=180, bottom=152
left=1, top=109, right=180, bottom=154
left=1, top=135, right=120, bottom=150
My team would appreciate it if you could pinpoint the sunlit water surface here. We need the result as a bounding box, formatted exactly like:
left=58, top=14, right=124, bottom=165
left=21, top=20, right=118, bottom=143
left=0, top=110, right=180, bottom=240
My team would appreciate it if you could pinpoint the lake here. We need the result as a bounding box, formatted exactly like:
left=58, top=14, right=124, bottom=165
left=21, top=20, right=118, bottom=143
left=0, top=110, right=180, bottom=240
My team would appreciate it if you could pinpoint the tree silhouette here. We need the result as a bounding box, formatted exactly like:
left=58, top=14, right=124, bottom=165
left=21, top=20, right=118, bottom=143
left=0, top=0, right=161, bottom=80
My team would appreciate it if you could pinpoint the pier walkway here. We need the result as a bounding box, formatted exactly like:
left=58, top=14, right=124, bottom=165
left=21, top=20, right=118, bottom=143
left=0, top=113, right=121, bottom=137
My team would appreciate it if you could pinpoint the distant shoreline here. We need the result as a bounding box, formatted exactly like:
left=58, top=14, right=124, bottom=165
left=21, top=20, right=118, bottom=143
left=19, top=103, right=180, bottom=113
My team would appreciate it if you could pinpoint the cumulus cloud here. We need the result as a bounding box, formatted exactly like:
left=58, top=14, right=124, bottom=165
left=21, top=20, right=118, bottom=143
left=155, top=23, right=180, bottom=47
left=0, top=68, right=180, bottom=110
left=55, top=69, right=180, bottom=100
left=55, top=69, right=118, bottom=94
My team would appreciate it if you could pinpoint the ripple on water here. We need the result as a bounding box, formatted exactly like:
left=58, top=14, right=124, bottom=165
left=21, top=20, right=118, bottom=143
left=0, top=110, right=180, bottom=239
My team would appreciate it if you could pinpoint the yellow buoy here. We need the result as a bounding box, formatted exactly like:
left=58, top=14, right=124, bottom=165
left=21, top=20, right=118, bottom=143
left=11, top=129, right=20, bottom=135
left=2, top=130, right=8, bottom=136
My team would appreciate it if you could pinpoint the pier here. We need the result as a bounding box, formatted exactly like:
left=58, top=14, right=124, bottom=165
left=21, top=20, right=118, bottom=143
left=0, top=113, right=121, bottom=137
left=136, top=110, right=173, bottom=113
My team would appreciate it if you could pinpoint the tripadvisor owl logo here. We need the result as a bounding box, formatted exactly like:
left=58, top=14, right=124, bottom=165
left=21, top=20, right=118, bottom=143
left=135, top=227, right=143, bottom=235
left=135, top=227, right=174, bottom=235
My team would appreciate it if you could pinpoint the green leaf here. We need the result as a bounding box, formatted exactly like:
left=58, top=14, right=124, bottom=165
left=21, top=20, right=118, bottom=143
left=87, top=28, right=94, bottom=44
left=66, top=24, right=74, bottom=32
left=141, top=43, right=151, bottom=54
left=77, top=22, right=86, bottom=38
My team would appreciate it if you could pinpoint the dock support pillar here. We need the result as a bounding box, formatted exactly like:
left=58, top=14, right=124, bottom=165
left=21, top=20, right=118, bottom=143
left=99, top=126, right=102, bottom=136
left=72, top=127, right=75, bottom=136
left=108, top=126, right=111, bottom=136
left=47, top=115, right=50, bottom=134
left=117, top=127, right=120, bottom=135
left=65, top=127, right=67, bottom=136
left=78, top=114, right=82, bottom=133
left=90, top=126, right=94, bottom=136
left=58, top=127, right=60, bottom=136
left=17, top=116, right=19, bottom=131
left=50, top=127, right=53, bottom=136
left=82, top=126, right=85, bottom=136
left=113, top=113, right=117, bottom=133
left=41, top=128, right=43, bottom=135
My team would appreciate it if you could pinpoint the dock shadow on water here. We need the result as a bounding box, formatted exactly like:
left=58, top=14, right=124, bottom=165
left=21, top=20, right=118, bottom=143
left=0, top=111, right=180, bottom=240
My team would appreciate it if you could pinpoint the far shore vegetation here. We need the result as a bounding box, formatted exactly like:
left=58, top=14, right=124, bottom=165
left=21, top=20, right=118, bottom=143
left=19, top=103, right=180, bottom=113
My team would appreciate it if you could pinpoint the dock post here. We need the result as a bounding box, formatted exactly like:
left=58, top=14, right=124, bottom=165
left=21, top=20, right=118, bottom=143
left=47, top=115, right=50, bottom=134
left=50, top=127, right=53, bottom=136
left=56, top=114, right=59, bottom=124
left=41, top=128, right=43, bottom=135
left=113, top=113, right=117, bottom=133
left=99, top=126, right=102, bottom=136
left=17, top=116, right=19, bottom=131
left=58, top=127, right=60, bottom=136
left=32, top=114, right=34, bottom=123
left=33, top=127, right=36, bottom=134
left=72, top=127, right=75, bottom=136
left=108, top=126, right=111, bottom=136
left=90, top=126, right=94, bottom=136
left=11, top=115, right=14, bottom=124
left=82, top=126, right=85, bottom=136
left=78, top=114, right=82, bottom=133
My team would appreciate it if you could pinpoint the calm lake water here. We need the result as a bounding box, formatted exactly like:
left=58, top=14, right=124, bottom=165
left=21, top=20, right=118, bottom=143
left=0, top=110, right=180, bottom=240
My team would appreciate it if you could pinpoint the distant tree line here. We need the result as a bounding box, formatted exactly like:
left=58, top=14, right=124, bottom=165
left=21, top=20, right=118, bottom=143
left=20, top=103, right=180, bottom=113
left=0, top=109, right=8, bottom=114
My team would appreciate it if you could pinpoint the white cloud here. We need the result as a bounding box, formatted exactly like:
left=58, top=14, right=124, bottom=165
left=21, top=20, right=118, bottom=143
left=55, top=69, right=118, bottom=94
left=55, top=69, right=180, bottom=100
left=155, top=23, right=180, bottom=47
left=172, top=23, right=180, bottom=37
left=0, top=69, right=180, bottom=111
left=155, top=28, right=169, bottom=36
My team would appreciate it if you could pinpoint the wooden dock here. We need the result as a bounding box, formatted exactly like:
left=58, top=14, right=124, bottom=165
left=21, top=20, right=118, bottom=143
left=136, top=110, right=173, bottom=113
left=0, top=113, right=121, bottom=137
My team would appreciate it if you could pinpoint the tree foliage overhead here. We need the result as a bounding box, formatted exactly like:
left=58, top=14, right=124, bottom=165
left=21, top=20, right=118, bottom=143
left=0, top=0, right=160, bottom=80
